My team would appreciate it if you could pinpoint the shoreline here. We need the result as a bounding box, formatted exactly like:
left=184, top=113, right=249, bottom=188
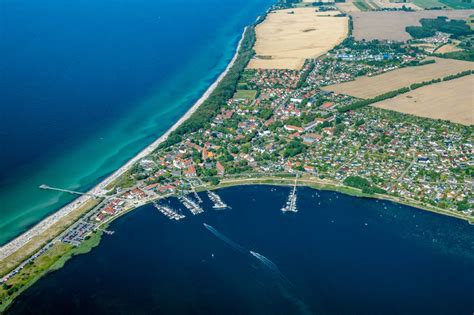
left=0, top=27, right=249, bottom=261
left=1, top=177, right=471, bottom=313
left=213, top=177, right=473, bottom=223
left=91, top=177, right=474, bottom=231
left=2, top=5, right=473, bottom=311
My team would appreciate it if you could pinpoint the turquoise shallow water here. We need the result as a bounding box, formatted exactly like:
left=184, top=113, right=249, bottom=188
left=0, top=0, right=274, bottom=245
left=7, top=186, right=474, bottom=314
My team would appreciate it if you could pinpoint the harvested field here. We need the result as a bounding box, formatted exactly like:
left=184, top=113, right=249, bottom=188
left=247, top=8, right=348, bottom=70
left=435, top=43, right=463, bottom=54
left=322, top=57, right=474, bottom=99
left=373, top=75, right=474, bottom=125
left=351, top=10, right=474, bottom=41
left=412, top=43, right=438, bottom=53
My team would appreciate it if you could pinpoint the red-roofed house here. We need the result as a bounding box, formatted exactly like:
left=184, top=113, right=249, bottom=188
left=321, top=101, right=335, bottom=110
left=184, top=165, right=197, bottom=177
left=284, top=125, right=304, bottom=133
left=216, top=161, right=225, bottom=176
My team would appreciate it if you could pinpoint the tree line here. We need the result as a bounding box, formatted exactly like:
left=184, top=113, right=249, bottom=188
left=406, top=16, right=473, bottom=39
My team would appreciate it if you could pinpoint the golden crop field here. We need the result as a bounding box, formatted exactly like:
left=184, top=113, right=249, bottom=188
left=373, top=75, right=474, bottom=125
left=322, top=57, right=474, bottom=99
left=247, top=8, right=348, bottom=70
left=435, top=43, right=463, bottom=54
left=350, top=10, right=474, bottom=41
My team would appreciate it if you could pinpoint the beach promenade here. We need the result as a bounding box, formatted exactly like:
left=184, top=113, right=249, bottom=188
left=0, top=28, right=248, bottom=262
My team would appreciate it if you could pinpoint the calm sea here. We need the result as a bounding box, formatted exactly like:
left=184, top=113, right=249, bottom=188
left=7, top=186, right=474, bottom=314
left=0, top=0, right=274, bottom=245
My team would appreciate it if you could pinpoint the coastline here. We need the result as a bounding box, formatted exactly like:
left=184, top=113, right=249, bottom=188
left=2, top=2, right=472, bottom=278
left=1, top=177, right=471, bottom=313
left=2, top=5, right=473, bottom=312
left=5, top=185, right=474, bottom=315
left=0, top=23, right=255, bottom=314
left=0, top=27, right=249, bottom=262
left=213, top=177, right=473, bottom=223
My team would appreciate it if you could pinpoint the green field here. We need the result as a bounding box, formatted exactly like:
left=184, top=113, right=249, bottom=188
left=412, top=0, right=446, bottom=8
left=366, top=0, right=381, bottom=9
left=233, top=89, right=257, bottom=100
left=439, top=0, right=474, bottom=8
left=0, top=230, right=104, bottom=313
left=353, top=1, right=372, bottom=11
left=468, top=15, right=474, bottom=29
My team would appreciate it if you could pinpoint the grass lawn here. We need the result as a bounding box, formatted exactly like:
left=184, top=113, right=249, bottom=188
left=0, top=198, right=101, bottom=277
left=233, top=89, right=257, bottom=100
left=468, top=16, right=474, bottom=30
left=0, top=230, right=104, bottom=313
left=0, top=243, right=72, bottom=312
left=412, top=0, right=446, bottom=8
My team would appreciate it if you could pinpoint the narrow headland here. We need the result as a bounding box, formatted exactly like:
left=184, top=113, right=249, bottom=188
left=2, top=1, right=474, bottom=312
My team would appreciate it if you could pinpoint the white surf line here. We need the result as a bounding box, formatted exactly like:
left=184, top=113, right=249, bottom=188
left=0, top=27, right=248, bottom=261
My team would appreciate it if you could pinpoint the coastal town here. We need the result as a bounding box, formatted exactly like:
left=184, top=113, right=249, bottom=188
left=1, top=0, right=473, bottom=311
left=115, top=38, right=472, bottom=218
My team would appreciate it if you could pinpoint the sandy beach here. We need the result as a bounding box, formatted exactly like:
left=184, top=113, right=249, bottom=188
left=0, top=27, right=248, bottom=262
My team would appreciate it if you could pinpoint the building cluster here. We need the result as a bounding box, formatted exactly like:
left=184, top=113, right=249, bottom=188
left=104, top=40, right=472, bottom=217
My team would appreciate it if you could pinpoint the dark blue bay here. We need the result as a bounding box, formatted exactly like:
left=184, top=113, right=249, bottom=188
left=7, top=186, right=474, bottom=314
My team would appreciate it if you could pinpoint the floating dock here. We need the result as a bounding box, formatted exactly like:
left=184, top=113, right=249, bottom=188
left=179, top=195, right=204, bottom=215
left=193, top=190, right=203, bottom=203
left=153, top=202, right=186, bottom=220
left=281, top=179, right=298, bottom=213
left=207, top=191, right=229, bottom=210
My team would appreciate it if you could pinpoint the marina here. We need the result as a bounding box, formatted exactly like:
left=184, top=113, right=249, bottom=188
left=153, top=202, right=186, bottom=221
left=207, top=190, right=229, bottom=210
left=8, top=185, right=474, bottom=315
left=281, top=179, right=298, bottom=213
left=179, top=195, right=204, bottom=215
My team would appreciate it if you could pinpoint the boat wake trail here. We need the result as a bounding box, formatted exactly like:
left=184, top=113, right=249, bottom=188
left=203, top=223, right=246, bottom=253
left=250, top=250, right=312, bottom=315
left=202, top=223, right=312, bottom=314
left=250, top=250, right=291, bottom=285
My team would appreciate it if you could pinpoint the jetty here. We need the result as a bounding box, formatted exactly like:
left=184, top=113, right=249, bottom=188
left=281, top=178, right=298, bottom=213
left=192, top=190, right=203, bottom=203
left=39, top=184, right=100, bottom=198
left=153, top=202, right=185, bottom=221
left=179, top=195, right=204, bottom=215
left=207, top=190, right=229, bottom=210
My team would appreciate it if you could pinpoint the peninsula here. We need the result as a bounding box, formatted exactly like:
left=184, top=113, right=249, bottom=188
left=1, top=0, right=473, bottom=311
